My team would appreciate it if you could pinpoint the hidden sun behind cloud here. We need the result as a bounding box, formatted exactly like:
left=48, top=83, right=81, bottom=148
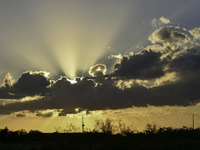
left=1, top=17, right=200, bottom=116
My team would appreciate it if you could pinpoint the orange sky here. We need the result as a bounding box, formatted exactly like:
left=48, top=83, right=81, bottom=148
left=0, top=104, right=199, bottom=133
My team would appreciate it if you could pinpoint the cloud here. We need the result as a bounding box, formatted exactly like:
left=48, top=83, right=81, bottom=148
left=36, top=112, right=53, bottom=117
left=148, top=25, right=192, bottom=62
left=88, top=64, right=108, bottom=84
left=58, top=109, right=71, bottom=116
left=113, top=49, right=166, bottom=79
left=14, top=71, right=51, bottom=95
left=151, top=16, right=171, bottom=28
left=1, top=73, right=15, bottom=88
left=0, top=71, right=51, bottom=100
left=153, top=72, right=180, bottom=87
left=16, top=113, right=26, bottom=117
left=189, top=27, right=200, bottom=40
left=1, top=17, right=200, bottom=115
left=0, top=73, right=18, bottom=99
left=148, top=26, right=189, bottom=44
left=0, top=76, right=147, bottom=114
left=88, top=64, right=107, bottom=77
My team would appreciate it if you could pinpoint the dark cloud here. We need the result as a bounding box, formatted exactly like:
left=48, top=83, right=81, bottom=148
left=36, top=112, right=53, bottom=117
left=14, top=71, right=51, bottom=95
left=148, top=73, right=200, bottom=106
left=0, top=71, right=51, bottom=100
left=113, top=50, right=166, bottom=79
left=58, top=109, right=71, bottom=116
left=16, top=113, right=26, bottom=117
left=169, top=49, right=200, bottom=72
left=0, top=73, right=19, bottom=99
left=0, top=77, right=147, bottom=114
left=1, top=17, right=200, bottom=115
left=0, top=88, right=19, bottom=99
left=154, top=27, right=171, bottom=41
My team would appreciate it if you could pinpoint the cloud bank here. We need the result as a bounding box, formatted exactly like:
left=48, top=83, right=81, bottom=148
left=1, top=17, right=200, bottom=115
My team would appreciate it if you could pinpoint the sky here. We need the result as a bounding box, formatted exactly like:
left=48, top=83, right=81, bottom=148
left=1, top=0, right=200, bottom=132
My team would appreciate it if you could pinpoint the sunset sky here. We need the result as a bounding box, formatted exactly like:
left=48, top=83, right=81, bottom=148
left=1, top=0, right=200, bottom=132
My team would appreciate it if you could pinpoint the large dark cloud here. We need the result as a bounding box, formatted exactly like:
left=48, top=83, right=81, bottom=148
left=0, top=77, right=148, bottom=114
left=14, top=71, right=50, bottom=95
left=1, top=17, right=200, bottom=115
left=0, top=71, right=51, bottom=100
left=113, top=49, right=166, bottom=79
left=169, top=49, right=200, bottom=72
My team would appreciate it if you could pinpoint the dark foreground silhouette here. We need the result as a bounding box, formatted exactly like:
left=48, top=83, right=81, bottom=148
left=1, top=125, right=200, bottom=150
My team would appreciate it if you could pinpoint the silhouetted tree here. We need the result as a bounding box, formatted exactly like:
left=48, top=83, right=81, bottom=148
left=55, top=123, right=80, bottom=133
left=117, top=119, right=135, bottom=135
left=93, top=118, right=114, bottom=134
left=17, top=129, right=27, bottom=136
left=0, top=126, right=9, bottom=141
left=144, top=123, right=158, bottom=134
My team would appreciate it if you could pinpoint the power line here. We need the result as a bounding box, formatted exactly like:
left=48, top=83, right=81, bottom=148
left=82, top=116, right=85, bottom=133
left=193, top=113, right=195, bottom=129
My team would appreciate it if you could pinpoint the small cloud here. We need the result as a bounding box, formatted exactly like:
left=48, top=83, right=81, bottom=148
left=1, top=73, right=15, bottom=88
left=153, top=72, right=180, bottom=87
left=88, top=64, right=107, bottom=77
left=36, top=112, right=53, bottom=117
left=58, top=109, right=72, bottom=116
left=16, top=113, right=26, bottom=117
left=159, top=16, right=171, bottom=24
left=109, top=54, right=123, bottom=60
left=151, top=16, right=171, bottom=28
left=189, top=27, right=200, bottom=40
left=19, top=95, right=44, bottom=102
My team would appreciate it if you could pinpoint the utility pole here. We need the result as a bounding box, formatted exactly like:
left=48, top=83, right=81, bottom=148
left=82, top=116, right=85, bottom=133
left=193, top=113, right=195, bottom=129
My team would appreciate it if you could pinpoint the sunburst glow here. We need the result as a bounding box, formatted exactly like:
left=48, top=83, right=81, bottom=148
left=1, top=0, right=200, bottom=135
left=0, top=1, right=133, bottom=80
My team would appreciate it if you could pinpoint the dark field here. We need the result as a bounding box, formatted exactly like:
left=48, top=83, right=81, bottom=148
left=1, top=127, right=200, bottom=150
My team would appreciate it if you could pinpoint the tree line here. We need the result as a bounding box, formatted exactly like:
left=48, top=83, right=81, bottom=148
left=1, top=118, right=200, bottom=141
